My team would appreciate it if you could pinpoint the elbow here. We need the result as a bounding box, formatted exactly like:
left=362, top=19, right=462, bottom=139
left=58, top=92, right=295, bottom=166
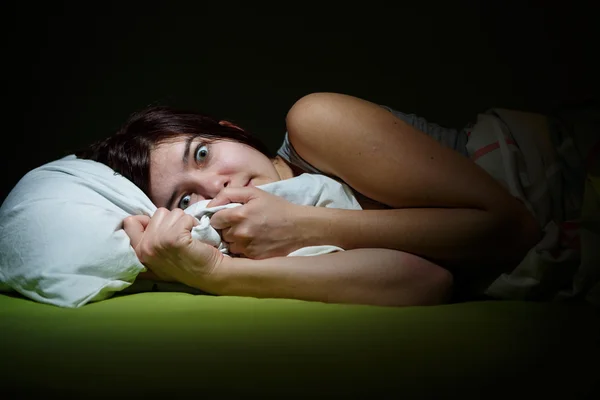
left=497, top=209, right=543, bottom=269
left=416, top=266, right=454, bottom=306
left=515, top=211, right=543, bottom=258
left=385, top=258, right=454, bottom=307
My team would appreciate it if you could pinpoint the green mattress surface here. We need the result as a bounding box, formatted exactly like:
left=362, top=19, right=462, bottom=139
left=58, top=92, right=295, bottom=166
left=1, top=292, right=599, bottom=399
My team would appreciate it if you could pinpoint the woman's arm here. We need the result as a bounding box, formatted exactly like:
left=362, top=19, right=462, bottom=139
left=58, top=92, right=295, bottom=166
left=124, top=213, right=452, bottom=307
left=285, top=92, right=542, bottom=270
left=200, top=248, right=452, bottom=307
left=293, top=205, right=532, bottom=271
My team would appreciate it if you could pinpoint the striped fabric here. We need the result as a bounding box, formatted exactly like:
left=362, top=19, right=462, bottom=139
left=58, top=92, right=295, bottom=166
left=467, top=108, right=599, bottom=306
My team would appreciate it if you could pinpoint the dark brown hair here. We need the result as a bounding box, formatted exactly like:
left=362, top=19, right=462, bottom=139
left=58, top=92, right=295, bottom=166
left=75, top=106, right=273, bottom=196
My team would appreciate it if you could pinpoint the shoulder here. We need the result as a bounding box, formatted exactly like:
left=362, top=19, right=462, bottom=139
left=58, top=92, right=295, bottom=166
left=284, top=92, right=412, bottom=207
left=284, top=92, right=398, bottom=177
left=286, top=92, right=387, bottom=133
left=284, top=92, right=473, bottom=209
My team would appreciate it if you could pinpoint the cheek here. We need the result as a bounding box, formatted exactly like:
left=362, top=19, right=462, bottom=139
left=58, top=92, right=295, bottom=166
left=219, top=151, right=256, bottom=170
left=149, top=166, right=177, bottom=205
left=217, top=157, right=246, bottom=173
left=216, top=145, right=272, bottom=175
left=254, top=155, right=278, bottom=176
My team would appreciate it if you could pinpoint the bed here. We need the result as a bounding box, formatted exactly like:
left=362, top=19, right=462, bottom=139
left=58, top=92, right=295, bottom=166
left=1, top=291, right=599, bottom=399
left=2, top=104, right=599, bottom=399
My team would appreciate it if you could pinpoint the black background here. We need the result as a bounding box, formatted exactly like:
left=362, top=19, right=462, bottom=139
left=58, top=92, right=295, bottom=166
left=2, top=0, right=597, bottom=202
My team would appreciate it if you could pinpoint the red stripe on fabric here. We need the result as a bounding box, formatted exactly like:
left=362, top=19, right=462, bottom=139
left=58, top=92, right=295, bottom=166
left=558, top=220, right=581, bottom=252
left=471, top=139, right=517, bottom=161
left=561, top=221, right=580, bottom=231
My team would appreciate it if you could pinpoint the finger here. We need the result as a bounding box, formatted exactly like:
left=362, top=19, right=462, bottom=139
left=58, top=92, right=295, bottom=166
left=123, top=215, right=151, bottom=248
left=172, top=213, right=200, bottom=234
left=207, top=187, right=259, bottom=208
left=145, top=210, right=199, bottom=249
left=143, top=207, right=170, bottom=235
left=210, top=208, right=238, bottom=230
left=222, top=230, right=252, bottom=256
left=227, top=241, right=244, bottom=256
left=160, top=208, right=190, bottom=230
left=220, top=227, right=233, bottom=242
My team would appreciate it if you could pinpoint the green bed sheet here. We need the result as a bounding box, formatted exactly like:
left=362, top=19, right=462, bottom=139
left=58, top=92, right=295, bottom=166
left=1, top=292, right=599, bottom=399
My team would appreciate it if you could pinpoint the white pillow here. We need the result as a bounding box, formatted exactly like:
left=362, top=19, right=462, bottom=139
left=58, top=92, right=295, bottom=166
left=0, top=155, right=362, bottom=308
left=0, top=155, right=155, bottom=308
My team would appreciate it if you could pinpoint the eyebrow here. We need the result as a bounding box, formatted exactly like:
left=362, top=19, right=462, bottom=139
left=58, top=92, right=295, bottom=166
left=165, top=136, right=195, bottom=209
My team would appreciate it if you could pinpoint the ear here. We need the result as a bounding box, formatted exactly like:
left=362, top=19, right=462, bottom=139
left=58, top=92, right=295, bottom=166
left=218, top=120, right=244, bottom=131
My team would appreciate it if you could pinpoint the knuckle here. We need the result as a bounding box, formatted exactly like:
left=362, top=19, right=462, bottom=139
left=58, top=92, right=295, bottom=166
left=184, top=214, right=196, bottom=224
left=164, top=237, right=178, bottom=248
left=236, top=227, right=252, bottom=240
left=171, top=208, right=185, bottom=217
left=234, top=208, right=248, bottom=219
left=155, top=207, right=169, bottom=216
left=211, top=218, right=223, bottom=230
left=222, top=228, right=234, bottom=241
left=137, top=245, right=156, bottom=263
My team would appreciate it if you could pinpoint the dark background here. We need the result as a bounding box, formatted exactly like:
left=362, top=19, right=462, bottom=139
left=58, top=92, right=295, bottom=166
left=2, top=1, right=597, bottom=202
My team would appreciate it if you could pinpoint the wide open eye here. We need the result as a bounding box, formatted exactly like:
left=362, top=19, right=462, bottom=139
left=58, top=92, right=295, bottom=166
left=178, top=194, right=192, bottom=210
left=195, top=144, right=209, bottom=163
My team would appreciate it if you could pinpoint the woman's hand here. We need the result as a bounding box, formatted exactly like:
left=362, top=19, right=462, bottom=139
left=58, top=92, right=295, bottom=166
left=207, top=187, right=308, bottom=259
left=123, top=208, right=225, bottom=291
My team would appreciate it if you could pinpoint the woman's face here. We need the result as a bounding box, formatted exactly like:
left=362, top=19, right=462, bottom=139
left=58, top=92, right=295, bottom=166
left=149, top=136, right=284, bottom=209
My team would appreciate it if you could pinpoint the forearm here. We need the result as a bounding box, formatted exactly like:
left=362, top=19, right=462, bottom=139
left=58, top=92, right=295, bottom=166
left=296, top=206, right=538, bottom=270
left=203, top=249, right=452, bottom=307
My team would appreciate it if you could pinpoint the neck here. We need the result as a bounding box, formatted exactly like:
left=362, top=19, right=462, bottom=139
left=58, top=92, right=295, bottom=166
left=272, top=156, right=299, bottom=180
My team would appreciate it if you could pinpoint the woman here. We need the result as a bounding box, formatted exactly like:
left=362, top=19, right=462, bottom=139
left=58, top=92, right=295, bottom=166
left=77, top=92, right=542, bottom=306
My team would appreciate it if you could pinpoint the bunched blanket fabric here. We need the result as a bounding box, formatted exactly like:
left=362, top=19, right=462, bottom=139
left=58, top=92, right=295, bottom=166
left=465, top=107, right=600, bottom=306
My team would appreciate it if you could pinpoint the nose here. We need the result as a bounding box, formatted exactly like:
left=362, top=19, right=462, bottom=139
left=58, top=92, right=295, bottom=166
left=201, top=173, right=230, bottom=199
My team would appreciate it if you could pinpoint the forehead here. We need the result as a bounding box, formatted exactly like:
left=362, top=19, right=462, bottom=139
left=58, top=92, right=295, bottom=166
left=151, top=137, right=187, bottom=174
left=148, top=137, right=187, bottom=201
